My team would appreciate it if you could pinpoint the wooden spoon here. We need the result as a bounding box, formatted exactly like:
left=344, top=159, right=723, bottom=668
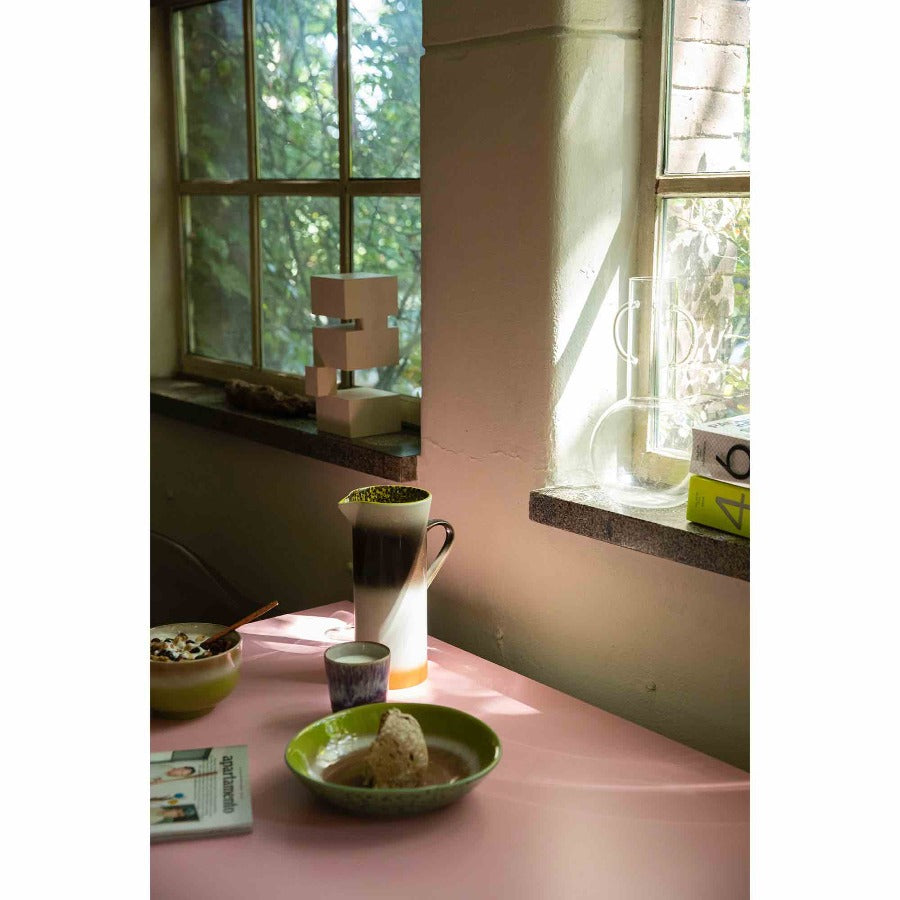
left=201, top=600, right=280, bottom=647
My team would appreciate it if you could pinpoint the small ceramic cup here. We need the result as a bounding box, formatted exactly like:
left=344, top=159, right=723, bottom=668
left=324, top=641, right=391, bottom=712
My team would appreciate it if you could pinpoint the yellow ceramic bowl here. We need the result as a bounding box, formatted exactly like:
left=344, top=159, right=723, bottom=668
left=150, top=623, right=242, bottom=719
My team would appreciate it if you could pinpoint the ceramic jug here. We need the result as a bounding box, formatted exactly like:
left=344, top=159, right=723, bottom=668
left=338, top=486, right=454, bottom=689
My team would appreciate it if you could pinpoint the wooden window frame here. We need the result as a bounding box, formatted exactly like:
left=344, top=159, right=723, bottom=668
left=157, top=0, right=422, bottom=421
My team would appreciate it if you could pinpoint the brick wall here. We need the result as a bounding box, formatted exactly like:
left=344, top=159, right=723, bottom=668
left=667, top=0, right=750, bottom=174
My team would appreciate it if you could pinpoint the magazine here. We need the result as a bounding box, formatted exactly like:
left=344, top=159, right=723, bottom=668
left=150, top=745, right=253, bottom=843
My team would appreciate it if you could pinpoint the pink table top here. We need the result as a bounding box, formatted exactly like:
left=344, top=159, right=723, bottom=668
left=151, top=603, right=748, bottom=899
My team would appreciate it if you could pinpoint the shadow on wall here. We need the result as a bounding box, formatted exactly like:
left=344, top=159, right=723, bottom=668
left=550, top=39, right=640, bottom=485
left=151, top=531, right=261, bottom=626
left=552, top=215, right=632, bottom=415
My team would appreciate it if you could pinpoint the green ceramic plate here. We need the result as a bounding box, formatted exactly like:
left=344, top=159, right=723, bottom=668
left=285, top=702, right=502, bottom=816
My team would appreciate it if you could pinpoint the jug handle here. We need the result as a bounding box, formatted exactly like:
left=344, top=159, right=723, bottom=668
left=612, top=301, right=640, bottom=364
left=425, top=519, right=455, bottom=588
left=673, top=306, right=698, bottom=366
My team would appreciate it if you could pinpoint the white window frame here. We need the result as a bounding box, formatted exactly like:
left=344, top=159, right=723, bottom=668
left=635, top=0, right=750, bottom=401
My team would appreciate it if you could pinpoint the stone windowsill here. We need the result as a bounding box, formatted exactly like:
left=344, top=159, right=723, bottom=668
left=152, top=380, right=747, bottom=579
left=150, top=378, right=419, bottom=482
left=529, top=485, right=749, bottom=581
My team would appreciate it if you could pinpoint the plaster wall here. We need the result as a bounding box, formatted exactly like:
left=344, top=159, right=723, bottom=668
left=150, top=0, right=749, bottom=769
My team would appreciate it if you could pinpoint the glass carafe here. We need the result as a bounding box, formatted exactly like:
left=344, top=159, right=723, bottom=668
left=612, top=277, right=696, bottom=399
left=590, top=278, right=699, bottom=508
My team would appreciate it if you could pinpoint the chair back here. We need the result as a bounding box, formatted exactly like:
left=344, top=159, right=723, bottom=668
left=150, top=531, right=253, bottom=627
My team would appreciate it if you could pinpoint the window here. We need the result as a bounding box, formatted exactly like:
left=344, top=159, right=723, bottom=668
left=639, top=0, right=750, bottom=424
left=166, top=0, right=423, bottom=401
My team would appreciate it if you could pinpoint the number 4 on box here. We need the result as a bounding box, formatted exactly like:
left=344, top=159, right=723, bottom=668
left=716, top=492, right=749, bottom=530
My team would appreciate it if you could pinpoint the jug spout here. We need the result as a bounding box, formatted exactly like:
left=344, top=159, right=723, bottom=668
left=338, top=493, right=362, bottom=527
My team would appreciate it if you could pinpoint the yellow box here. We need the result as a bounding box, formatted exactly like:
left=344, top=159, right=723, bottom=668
left=686, top=475, right=750, bottom=538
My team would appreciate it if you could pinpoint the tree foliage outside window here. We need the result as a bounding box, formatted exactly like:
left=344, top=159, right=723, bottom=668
left=183, top=195, right=252, bottom=364
left=177, top=0, right=248, bottom=180
left=659, top=196, right=750, bottom=419
left=173, top=0, right=423, bottom=398
left=353, top=196, right=421, bottom=392
left=255, top=0, right=339, bottom=179
left=260, top=196, right=340, bottom=374
left=350, top=0, right=421, bottom=179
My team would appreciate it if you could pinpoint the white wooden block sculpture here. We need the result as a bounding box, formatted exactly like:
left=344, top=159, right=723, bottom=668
left=316, top=388, right=401, bottom=439
left=313, top=324, right=400, bottom=370
left=308, top=273, right=403, bottom=438
left=304, top=365, right=337, bottom=397
left=310, top=273, right=398, bottom=320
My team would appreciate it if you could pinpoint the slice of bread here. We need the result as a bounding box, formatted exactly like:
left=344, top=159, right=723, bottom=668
left=365, top=709, right=429, bottom=788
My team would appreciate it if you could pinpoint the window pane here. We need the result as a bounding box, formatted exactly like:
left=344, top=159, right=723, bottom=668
left=184, top=195, right=252, bottom=365
left=260, top=196, right=341, bottom=375
left=174, top=0, right=248, bottom=180
left=665, top=0, right=750, bottom=175
left=657, top=196, right=750, bottom=419
left=255, top=0, right=339, bottom=179
left=352, top=196, right=421, bottom=396
left=350, top=0, right=423, bottom=178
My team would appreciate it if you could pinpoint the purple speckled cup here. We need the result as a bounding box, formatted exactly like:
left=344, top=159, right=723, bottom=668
left=324, top=641, right=391, bottom=712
